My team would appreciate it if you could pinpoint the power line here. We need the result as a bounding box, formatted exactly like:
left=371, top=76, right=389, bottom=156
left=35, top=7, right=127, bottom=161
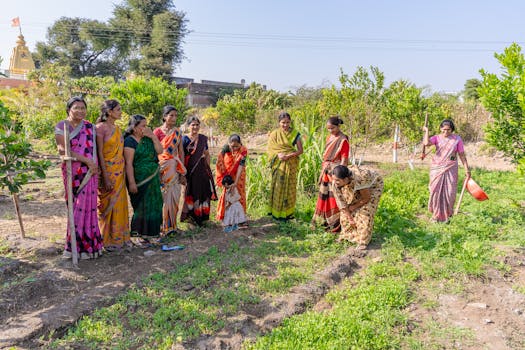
left=9, top=22, right=524, bottom=46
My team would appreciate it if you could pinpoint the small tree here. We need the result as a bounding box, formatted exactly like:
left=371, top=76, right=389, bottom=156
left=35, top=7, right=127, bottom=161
left=479, top=43, right=525, bottom=170
left=110, top=76, right=188, bottom=125
left=0, top=101, right=51, bottom=237
left=382, top=79, right=425, bottom=144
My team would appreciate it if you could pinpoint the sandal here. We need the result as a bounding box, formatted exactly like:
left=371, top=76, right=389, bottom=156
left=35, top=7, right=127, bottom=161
left=355, top=244, right=367, bottom=250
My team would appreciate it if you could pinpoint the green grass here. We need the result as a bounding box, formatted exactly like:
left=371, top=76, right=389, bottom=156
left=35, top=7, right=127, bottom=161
left=245, top=167, right=525, bottom=349
left=51, top=223, right=344, bottom=349
left=49, top=165, right=525, bottom=349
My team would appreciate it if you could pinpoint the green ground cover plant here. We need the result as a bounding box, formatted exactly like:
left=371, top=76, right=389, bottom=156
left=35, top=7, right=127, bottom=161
left=50, top=166, right=525, bottom=349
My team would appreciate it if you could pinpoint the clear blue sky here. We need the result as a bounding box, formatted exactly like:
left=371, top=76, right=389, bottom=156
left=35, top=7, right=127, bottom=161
left=1, top=0, right=525, bottom=93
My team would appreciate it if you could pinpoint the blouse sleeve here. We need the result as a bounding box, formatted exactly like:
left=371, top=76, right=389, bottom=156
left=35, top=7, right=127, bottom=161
left=55, top=121, right=66, bottom=135
left=456, top=136, right=465, bottom=153
left=292, top=132, right=301, bottom=146
left=124, top=136, right=138, bottom=149
left=429, top=135, right=438, bottom=145
left=182, top=135, right=190, bottom=152
left=153, top=128, right=164, bottom=142
left=340, top=139, right=350, bottom=158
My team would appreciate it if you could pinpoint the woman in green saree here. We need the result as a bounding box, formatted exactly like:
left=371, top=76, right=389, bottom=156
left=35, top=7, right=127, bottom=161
left=123, top=115, right=163, bottom=239
left=267, top=112, right=303, bottom=220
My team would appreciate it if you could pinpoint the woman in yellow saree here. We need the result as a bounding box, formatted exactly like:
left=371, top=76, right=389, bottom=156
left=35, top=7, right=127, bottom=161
left=267, top=112, right=303, bottom=220
left=96, top=100, right=130, bottom=252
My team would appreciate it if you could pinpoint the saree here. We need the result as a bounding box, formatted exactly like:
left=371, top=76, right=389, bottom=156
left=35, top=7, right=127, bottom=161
left=312, top=132, right=349, bottom=230
left=125, top=136, right=163, bottom=237
left=267, top=127, right=301, bottom=220
left=428, top=134, right=463, bottom=222
left=181, top=134, right=217, bottom=225
left=155, top=128, right=186, bottom=234
left=215, top=144, right=248, bottom=221
left=98, top=127, right=130, bottom=249
left=55, top=120, right=103, bottom=258
left=334, top=166, right=383, bottom=246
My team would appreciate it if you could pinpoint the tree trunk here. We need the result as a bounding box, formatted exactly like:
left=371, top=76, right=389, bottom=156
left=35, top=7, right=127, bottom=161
left=12, top=193, right=25, bottom=238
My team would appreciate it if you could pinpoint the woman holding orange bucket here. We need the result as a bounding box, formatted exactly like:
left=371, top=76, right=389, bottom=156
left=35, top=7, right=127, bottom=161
left=423, top=119, right=470, bottom=223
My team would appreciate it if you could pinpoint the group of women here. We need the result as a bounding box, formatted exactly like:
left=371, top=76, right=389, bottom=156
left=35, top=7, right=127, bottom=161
left=55, top=96, right=470, bottom=259
left=55, top=97, right=223, bottom=260
left=267, top=113, right=384, bottom=250
left=267, top=113, right=470, bottom=250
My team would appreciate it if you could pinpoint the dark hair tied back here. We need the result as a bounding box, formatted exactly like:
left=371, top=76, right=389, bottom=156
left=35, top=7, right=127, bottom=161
left=66, top=96, right=87, bottom=115
left=124, top=114, right=146, bottom=138
left=186, top=115, right=200, bottom=126
left=328, top=115, right=343, bottom=126
left=440, top=119, right=455, bottom=132
left=332, top=165, right=352, bottom=180
left=278, top=111, right=291, bottom=121
left=228, top=134, right=241, bottom=144
left=222, top=174, right=234, bottom=186
left=97, top=99, right=119, bottom=123
left=162, top=105, right=178, bottom=122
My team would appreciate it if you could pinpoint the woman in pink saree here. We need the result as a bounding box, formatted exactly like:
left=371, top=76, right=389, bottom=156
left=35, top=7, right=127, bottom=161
left=423, top=119, right=470, bottom=223
left=55, top=96, right=103, bottom=259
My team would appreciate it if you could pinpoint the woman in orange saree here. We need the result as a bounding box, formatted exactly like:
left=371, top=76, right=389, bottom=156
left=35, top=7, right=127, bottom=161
left=216, top=134, right=248, bottom=224
left=154, top=105, right=186, bottom=235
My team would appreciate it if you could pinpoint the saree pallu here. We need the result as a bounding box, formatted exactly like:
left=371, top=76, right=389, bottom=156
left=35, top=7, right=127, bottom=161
left=129, top=137, right=163, bottom=237
left=312, top=133, right=349, bottom=230
left=55, top=120, right=103, bottom=258
left=157, top=128, right=186, bottom=234
left=215, top=144, right=248, bottom=221
left=428, top=135, right=461, bottom=222
left=98, top=128, right=130, bottom=249
left=267, top=128, right=301, bottom=220
left=181, top=134, right=217, bottom=225
left=334, top=166, right=383, bottom=246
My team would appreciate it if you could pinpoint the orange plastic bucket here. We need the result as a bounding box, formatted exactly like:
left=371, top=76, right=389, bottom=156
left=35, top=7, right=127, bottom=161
left=466, top=178, right=488, bottom=201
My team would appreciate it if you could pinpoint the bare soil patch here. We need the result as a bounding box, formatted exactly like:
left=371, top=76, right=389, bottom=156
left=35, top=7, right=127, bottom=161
left=0, top=142, right=520, bottom=349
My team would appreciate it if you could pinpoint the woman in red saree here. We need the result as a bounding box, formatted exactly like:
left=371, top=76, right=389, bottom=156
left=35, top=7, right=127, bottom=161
left=154, top=105, right=186, bottom=235
left=423, top=119, right=470, bottom=223
left=312, top=116, right=349, bottom=231
left=216, top=134, right=248, bottom=224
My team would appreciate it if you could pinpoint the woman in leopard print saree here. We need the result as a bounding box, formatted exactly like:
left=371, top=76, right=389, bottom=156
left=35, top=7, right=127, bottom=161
left=332, top=165, right=384, bottom=250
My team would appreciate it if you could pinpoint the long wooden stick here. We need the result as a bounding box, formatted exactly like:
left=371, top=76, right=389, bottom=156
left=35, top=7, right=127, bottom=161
left=454, top=176, right=468, bottom=215
left=420, top=112, right=429, bottom=160
left=12, top=193, right=25, bottom=238
left=64, top=122, right=78, bottom=266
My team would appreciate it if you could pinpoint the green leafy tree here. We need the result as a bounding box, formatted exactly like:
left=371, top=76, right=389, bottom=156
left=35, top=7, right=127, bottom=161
left=111, top=0, right=188, bottom=79
left=479, top=43, right=525, bottom=168
left=382, top=79, right=425, bottom=144
left=0, top=101, right=51, bottom=237
left=215, top=83, right=291, bottom=134
left=110, top=76, right=188, bottom=125
left=463, top=78, right=482, bottom=101
left=216, top=94, right=257, bottom=134
left=33, top=17, right=124, bottom=78
left=319, top=67, right=386, bottom=160
left=71, top=76, right=115, bottom=96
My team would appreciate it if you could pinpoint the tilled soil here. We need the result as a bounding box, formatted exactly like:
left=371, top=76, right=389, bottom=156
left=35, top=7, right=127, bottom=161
left=0, top=144, right=521, bottom=349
